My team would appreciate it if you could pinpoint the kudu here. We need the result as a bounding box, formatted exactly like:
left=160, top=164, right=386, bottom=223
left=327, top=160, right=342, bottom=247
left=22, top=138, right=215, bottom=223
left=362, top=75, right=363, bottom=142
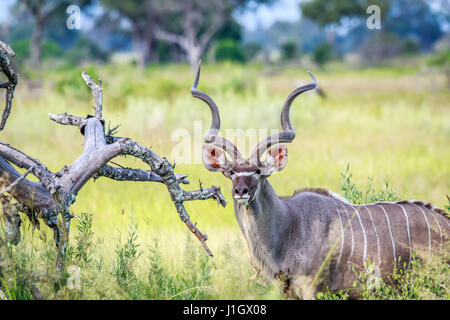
left=191, top=63, right=450, bottom=299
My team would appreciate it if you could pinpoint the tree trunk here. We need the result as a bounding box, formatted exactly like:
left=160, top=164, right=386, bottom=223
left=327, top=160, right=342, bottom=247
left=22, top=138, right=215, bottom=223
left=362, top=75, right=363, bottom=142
left=31, top=15, right=44, bottom=69
left=186, top=43, right=202, bottom=71
left=132, top=28, right=157, bottom=68
left=131, top=30, right=145, bottom=68
left=143, top=31, right=158, bottom=64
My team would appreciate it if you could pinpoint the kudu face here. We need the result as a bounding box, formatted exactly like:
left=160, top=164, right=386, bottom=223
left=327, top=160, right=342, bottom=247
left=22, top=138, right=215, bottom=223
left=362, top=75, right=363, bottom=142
left=202, top=144, right=288, bottom=205
left=191, top=61, right=316, bottom=206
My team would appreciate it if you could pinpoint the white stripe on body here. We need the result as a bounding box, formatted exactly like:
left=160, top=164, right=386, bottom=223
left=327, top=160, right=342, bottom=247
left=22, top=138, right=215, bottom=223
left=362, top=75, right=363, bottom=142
left=354, top=207, right=368, bottom=265
left=365, top=205, right=381, bottom=265
left=426, top=210, right=443, bottom=250
left=395, top=204, right=412, bottom=265
left=332, top=199, right=345, bottom=272
left=412, top=204, right=431, bottom=255
left=435, top=212, right=450, bottom=228
left=378, top=204, right=397, bottom=269
left=338, top=202, right=355, bottom=262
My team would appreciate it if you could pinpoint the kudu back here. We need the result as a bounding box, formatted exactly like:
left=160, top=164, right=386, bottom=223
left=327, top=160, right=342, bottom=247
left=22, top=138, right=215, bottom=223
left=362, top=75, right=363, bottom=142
left=191, top=63, right=450, bottom=299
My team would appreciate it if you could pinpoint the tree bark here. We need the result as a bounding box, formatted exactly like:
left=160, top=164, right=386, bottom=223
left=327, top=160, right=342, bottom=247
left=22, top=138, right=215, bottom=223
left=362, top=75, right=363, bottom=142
left=30, top=14, right=44, bottom=69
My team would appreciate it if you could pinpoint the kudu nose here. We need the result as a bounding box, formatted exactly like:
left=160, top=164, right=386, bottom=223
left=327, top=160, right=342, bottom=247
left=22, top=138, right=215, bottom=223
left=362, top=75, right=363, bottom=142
left=234, top=187, right=249, bottom=197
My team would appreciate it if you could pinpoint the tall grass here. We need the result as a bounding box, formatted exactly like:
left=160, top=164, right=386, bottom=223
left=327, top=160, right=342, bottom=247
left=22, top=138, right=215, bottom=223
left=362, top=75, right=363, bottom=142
left=0, top=165, right=447, bottom=299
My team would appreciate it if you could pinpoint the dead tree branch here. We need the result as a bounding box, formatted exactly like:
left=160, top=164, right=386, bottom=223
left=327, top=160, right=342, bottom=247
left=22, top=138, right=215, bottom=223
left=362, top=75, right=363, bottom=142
left=0, top=43, right=226, bottom=271
left=81, top=71, right=103, bottom=118
left=0, top=165, right=34, bottom=195
left=0, top=40, right=18, bottom=131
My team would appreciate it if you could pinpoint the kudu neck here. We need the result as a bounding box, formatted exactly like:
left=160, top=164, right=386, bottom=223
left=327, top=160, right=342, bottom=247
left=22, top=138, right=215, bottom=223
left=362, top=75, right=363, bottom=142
left=234, top=179, right=293, bottom=266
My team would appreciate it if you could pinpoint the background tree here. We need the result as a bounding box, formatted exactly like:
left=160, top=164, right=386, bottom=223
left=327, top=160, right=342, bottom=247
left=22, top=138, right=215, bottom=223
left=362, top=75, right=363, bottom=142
left=100, top=0, right=160, bottom=67
left=152, top=0, right=273, bottom=69
left=300, top=0, right=390, bottom=27
left=280, top=40, right=299, bottom=61
left=215, top=39, right=246, bottom=63
left=313, top=43, right=333, bottom=68
left=16, top=0, right=92, bottom=68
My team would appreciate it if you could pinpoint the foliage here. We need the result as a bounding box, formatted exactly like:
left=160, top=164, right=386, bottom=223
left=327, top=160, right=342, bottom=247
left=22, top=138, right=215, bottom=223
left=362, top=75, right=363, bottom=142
left=428, top=49, right=450, bottom=68
left=280, top=41, right=299, bottom=61
left=301, top=0, right=389, bottom=27
left=65, top=36, right=109, bottom=64
left=359, top=31, right=415, bottom=64
left=215, top=39, right=246, bottom=63
left=353, top=252, right=449, bottom=300
left=316, top=288, right=349, bottom=300
left=9, top=38, right=63, bottom=61
left=114, top=218, right=142, bottom=298
left=340, top=164, right=399, bottom=205
left=214, top=18, right=243, bottom=43
left=313, top=43, right=333, bottom=68
left=74, top=212, right=95, bottom=265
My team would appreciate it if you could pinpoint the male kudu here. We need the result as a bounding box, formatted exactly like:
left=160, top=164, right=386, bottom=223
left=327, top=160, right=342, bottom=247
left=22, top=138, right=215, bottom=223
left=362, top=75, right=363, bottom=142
left=191, top=63, right=450, bottom=299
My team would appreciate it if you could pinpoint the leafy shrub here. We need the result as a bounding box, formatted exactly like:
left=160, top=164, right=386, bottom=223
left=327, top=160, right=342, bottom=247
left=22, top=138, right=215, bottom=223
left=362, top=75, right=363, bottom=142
left=340, top=164, right=399, bottom=205
left=313, top=43, right=333, bottom=68
left=428, top=49, right=450, bottom=68
left=215, top=39, right=246, bottom=63
left=280, top=41, right=299, bottom=61
left=354, top=252, right=449, bottom=300
left=114, top=218, right=142, bottom=299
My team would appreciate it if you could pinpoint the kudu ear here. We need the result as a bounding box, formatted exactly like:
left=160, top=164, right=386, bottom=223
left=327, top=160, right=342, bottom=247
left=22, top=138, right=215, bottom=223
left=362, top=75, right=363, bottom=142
left=202, top=144, right=228, bottom=172
left=264, top=144, right=288, bottom=174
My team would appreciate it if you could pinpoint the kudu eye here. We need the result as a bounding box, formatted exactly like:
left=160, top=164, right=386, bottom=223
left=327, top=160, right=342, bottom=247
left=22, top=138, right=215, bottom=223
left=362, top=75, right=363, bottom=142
left=255, top=169, right=261, bottom=175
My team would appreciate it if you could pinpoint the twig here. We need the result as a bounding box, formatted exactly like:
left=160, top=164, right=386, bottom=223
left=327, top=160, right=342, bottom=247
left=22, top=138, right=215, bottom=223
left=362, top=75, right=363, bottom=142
left=81, top=71, right=103, bottom=118
left=0, top=165, right=35, bottom=195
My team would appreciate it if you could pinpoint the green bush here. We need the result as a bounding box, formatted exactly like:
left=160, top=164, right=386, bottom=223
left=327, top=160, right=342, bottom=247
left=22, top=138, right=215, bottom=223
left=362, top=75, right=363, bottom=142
left=280, top=41, right=299, bottom=61
left=428, top=49, right=450, bottom=68
left=339, top=164, right=399, bottom=205
left=215, top=39, right=246, bottom=63
left=42, top=40, right=63, bottom=59
left=313, top=43, right=333, bottom=68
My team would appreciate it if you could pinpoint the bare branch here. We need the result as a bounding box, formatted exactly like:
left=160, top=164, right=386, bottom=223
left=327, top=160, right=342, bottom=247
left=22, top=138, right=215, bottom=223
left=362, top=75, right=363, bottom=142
left=0, top=165, right=34, bottom=195
left=0, top=65, right=227, bottom=264
left=199, top=15, right=225, bottom=49
left=95, top=165, right=189, bottom=184
left=118, top=140, right=224, bottom=256
left=0, top=41, right=15, bottom=57
left=49, top=113, right=86, bottom=128
left=183, top=185, right=227, bottom=207
left=0, top=142, right=58, bottom=194
left=185, top=219, right=213, bottom=257
left=154, top=28, right=186, bottom=48
left=81, top=71, right=103, bottom=118
left=0, top=40, right=18, bottom=131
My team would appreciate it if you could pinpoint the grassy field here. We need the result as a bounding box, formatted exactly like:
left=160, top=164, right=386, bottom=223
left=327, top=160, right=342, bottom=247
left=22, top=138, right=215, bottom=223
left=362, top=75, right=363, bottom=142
left=0, top=61, right=449, bottom=299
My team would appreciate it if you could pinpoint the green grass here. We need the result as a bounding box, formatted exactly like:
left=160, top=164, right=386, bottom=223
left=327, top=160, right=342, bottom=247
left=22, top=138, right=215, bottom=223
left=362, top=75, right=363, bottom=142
left=0, top=62, right=448, bottom=299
